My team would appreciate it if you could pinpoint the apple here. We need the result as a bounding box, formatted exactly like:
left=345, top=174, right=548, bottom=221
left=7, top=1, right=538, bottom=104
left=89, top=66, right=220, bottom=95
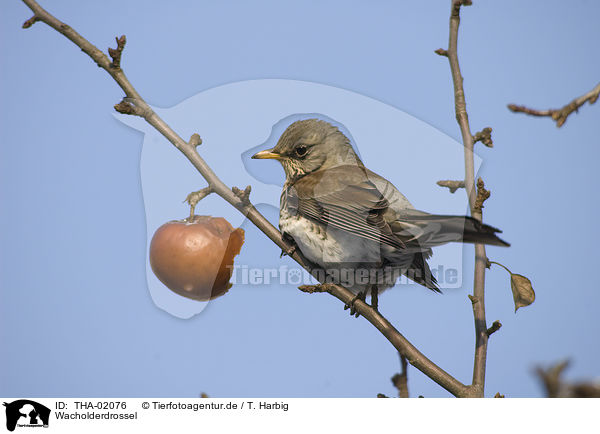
left=149, top=215, right=245, bottom=301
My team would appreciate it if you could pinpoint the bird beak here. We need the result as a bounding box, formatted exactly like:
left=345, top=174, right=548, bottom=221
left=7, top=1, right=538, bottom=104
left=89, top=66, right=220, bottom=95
left=251, top=148, right=282, bottom=160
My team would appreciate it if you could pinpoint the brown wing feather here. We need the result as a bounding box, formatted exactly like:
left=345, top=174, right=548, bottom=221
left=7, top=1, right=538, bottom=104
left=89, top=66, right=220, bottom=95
left=288, top=165, right=405, bottom=250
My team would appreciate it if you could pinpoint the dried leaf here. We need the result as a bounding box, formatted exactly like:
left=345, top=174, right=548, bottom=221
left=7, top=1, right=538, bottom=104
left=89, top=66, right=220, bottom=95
left=510, top=274, right=535, bottom=311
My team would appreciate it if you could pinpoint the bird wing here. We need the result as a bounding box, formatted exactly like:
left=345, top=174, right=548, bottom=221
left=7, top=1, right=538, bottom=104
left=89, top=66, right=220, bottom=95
left=357, top=167, right=508, bottom=248
left=286, top=165, right=509, bottom=253
left=286, top=165, right=406, bottom=250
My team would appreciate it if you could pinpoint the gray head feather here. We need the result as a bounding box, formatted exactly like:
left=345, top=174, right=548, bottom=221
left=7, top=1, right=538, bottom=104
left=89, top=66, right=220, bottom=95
left=272, top=119, right=363, bottom=181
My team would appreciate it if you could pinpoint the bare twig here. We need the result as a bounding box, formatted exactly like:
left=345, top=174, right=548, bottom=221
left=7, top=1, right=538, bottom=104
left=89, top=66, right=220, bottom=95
left=473, top=177, right=490, bottom=212
left=232, top=185, right=252, bottom=206
left=443, top=0, right=489, bottom=397
left=473, top=127, right=493, bottom=147
left=320, top=283, right=468, bottom=396
left=22, top=15, right=38, bottom=28
left=298, top=284, right=331, bottom=294
left=298, top=284, right=469, bottom=396
left=108, top=35, right=126, bottom=69
left=21, top=0, right=471, bottom=398
left=114, top=98, right=146, bottom=117
left=391, top=354, right=410, bottom=398
left=189, top=133, right=202, bottom=148
left=486, top=320, right=502, bottom=337
left=437, top=179, right=465, bottom=193
left=184, top=187, right=213, bottom=219
left=508, top=82, right=600, bottom=127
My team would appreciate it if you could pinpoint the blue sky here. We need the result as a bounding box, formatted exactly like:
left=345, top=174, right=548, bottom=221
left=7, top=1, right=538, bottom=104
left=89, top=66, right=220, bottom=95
left=1, top=0, right=599, bottom=398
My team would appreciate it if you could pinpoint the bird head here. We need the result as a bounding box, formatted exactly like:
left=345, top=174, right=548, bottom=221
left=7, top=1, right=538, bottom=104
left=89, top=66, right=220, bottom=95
left=252, top=119, right=362, bottom=182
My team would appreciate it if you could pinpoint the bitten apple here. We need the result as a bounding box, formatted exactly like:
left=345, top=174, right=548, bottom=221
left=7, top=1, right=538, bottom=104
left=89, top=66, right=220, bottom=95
left=149, top=215, right=245, bottom=301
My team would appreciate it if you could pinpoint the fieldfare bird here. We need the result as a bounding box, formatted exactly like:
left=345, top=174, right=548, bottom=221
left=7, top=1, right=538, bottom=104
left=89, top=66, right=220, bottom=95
left=252, top=119, right=508, bottom=308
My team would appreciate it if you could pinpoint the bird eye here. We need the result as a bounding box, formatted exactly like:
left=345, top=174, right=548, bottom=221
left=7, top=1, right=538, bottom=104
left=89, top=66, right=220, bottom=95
left=295, top=145, right=308, bottom=157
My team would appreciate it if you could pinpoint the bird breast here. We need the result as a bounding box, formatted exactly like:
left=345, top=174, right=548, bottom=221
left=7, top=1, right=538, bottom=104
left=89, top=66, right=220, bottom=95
left=279, top=207, right=384, bottom=266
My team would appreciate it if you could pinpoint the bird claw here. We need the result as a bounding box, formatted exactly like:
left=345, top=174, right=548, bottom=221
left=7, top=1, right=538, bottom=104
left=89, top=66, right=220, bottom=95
left=280, top=233, right=298, bottom=258
left=280, top=244, right=297, bottom=258
left=344, top=291, right=367, bottom=317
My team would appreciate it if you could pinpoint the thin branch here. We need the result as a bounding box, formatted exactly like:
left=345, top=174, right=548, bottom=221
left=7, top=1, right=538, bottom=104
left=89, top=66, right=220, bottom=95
left=508, top=81, right=600, bottom=127
left=391, top=354, right=410, bottom=398
left=21, top=0, right=471, bottom=398
left=473, top=127, right=493, bottom=148
left=189, top=133, right=202, bottom=148
left=184, top=187, right=213, bottom=219
left=486, top=320, right=502, bottom=337
left=437, top=179, right=465, bottom=193
left=108, top=35, right=126, bottom=69
left=299, top=284, right=468, bottom=396
left=473, top=177, right=490, bottom=212
left=114, top=98, right=146, bottom=117
left=232, top=185, right=252, bottom=206
left=443, top=0, right=489, bottom=397
left=22, top=15, right=38, bottom=28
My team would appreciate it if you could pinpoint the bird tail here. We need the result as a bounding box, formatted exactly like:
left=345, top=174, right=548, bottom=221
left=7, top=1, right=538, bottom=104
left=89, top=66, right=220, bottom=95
left=394, top=212, right=510, bottom=248
left=431, top=215, right=510, bottom=247
left=391, top=213, right=508, bottom=292
left=459, top=216, right=510, bottom=247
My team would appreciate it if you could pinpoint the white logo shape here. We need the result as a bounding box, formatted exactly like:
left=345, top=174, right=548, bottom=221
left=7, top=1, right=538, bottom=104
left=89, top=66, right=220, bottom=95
left=117, top=79, right=481, bottom=319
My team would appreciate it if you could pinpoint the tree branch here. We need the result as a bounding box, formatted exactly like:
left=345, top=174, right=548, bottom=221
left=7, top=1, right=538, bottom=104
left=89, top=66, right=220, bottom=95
left=21, top=0, right=471, bottom=398
left=436, top=179, right=465, bottom=193
left=299, top=284, right=468, bottom=396
left=443, top=0, right=489, bottom=397
left=508, top=81, right=600, bottom=127
left=391, top=354, right=410, bottom=398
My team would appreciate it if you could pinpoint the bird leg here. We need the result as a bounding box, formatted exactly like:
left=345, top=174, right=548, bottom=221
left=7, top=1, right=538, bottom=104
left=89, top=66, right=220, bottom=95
left=370, top=285, right=379, bottom=311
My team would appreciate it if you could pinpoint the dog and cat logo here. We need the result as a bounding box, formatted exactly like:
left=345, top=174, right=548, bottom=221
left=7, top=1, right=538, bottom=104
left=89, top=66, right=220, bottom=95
left=3, top=400, right=50, bottom=431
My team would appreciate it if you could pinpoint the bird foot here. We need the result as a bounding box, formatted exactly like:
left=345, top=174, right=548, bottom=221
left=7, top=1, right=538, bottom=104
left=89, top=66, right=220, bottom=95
left=280, top=244, right=297, bottom=258
left=280, top=233, right=298, bottom=258
left=344, top=291, right=367, bottom=317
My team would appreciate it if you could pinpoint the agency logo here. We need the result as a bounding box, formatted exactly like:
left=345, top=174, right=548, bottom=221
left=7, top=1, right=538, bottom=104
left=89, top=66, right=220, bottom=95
left=3, top=400, right=50, bottom=432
